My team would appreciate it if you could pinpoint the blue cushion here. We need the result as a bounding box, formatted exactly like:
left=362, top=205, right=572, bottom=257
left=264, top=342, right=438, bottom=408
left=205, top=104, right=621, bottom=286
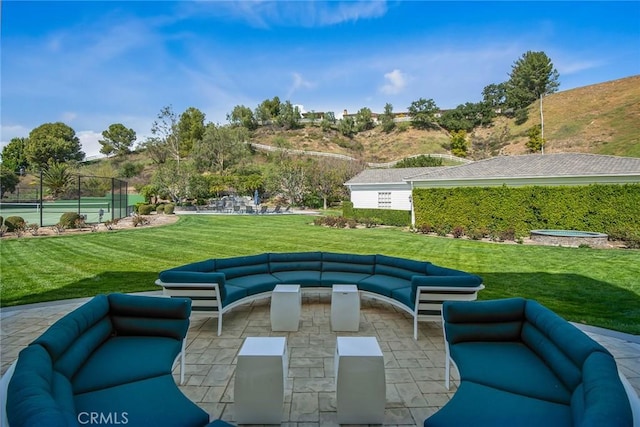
left=320, top=271, right=371, bottom=286
left=215, top=253, right=269, bottom=269
left=450, top=341, right=572, bottom=404
left=571, top=352, right=633, bottom=427
left=322, top=262, right=374, bottom=275
left=270, top=251, right=322, bottom=263
left=221, top=284, right=248, bottom=307
left=424, top=381, right=572, bottom=427
left=375, top=254, right=428, bottom=274
left=71, top=336, right=182, bottom=394
left=33, top=295, right=110, bottom=362
left=322, top=252, right=375, bottom=274
left=159, top=271, right=225, bottom=285
left=53, top=317, right=113, bottom=380
left=358, top=275, right=411, bottom=297
left=74, top=374, right=209, bottom=427
left=390, top=286, right=414, bottom=309
left=271, top=270, right=322, bottom=287
left=226, top=274, right=279, bottom=295
left=270, top=261, right=322, bottom=273
left=7, top=345, right=77, bottom=427
left=172, top=258, right=216, bottom=272
left=217, top=263, right=269, bottom=279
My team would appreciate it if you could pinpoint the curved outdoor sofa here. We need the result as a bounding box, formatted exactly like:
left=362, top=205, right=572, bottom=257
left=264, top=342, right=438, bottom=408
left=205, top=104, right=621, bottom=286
left=1, top=293, right=231, bottom=427
left=155, top=251, right=484, bottom=339
left=424, top=298, right=635, bottom=427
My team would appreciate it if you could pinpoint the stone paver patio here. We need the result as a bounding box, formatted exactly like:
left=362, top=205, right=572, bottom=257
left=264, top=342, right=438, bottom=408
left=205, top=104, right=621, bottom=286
left=2, top=291, right=639, bottom=426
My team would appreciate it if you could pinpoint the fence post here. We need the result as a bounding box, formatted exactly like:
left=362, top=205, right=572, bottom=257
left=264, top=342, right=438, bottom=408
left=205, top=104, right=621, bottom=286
left=111, top=178, right=116, bottom=221
left=78, top=175, right=81, bottom=215
left=39, top=170, right=43, bottom=227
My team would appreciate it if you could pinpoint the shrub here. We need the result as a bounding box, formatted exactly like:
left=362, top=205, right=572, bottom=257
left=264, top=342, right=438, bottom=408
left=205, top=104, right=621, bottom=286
left=156, top=204, right=165, bottom=214
left=467, top=228, right=488, bottom=240
left=137, top=204, right=155, bottom=215
left=51, top=224, right=65, bottom=235
left=313, top=217, right=325, bottom=226
left=59, top=212, right=82, bottom=229
left=323, top=216, right=338, bottom=227
left=5, top=216, right=26, bottom=232
left=164, top=204, right=175, bottom=215
left=347, top=219, right=358, bottom=229
left=499, top=228, right=516, bottom=242
left=334, top=216, right=348, bottom=228
left=452, top=226, right=465, bottom=239
left=26, top=223, right=40, bottom=236
left=132, top=214, right=150, bottom=227
left=104, top=218, right=119, bottom=230
left=417, top=223, right=433, bottom=234
left=0, top=225, right=7, bottom=237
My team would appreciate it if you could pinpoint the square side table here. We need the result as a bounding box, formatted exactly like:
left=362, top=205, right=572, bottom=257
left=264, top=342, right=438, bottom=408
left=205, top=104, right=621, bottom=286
left=331, top=284, right=360, bottom=332
left=271, top=284, right=301, bottom=331
left=335, top=336, right=386, bottom=424
left=234, top=337, right=287, bottom=424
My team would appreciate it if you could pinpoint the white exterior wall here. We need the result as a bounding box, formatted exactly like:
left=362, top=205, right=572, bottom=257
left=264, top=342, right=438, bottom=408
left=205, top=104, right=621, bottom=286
left=348, top=184, right=412, bottom=211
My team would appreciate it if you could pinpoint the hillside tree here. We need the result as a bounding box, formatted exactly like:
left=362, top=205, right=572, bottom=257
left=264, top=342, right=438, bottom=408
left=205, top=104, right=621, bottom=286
left=1, top=137, right=29, bottom=173
left=449, top=130, right=469, bottom=158
left=507, top=51, right=560, bottom=150
left=255, top=96, right=281, bottom=124
left=408, top=98, right=439, bottom=130
left=25, top=122, right=84, bottom=167
left=192, top=123, right=249, bottom=173
left=354, top=107, right=374, bottom=132
left=379, top=103, right=396, bottom=133
left=0, top=167, right=20, bottom=198
left=228, top=105, right=257, bottom=130
left=275, top=101, right=301, bottom=130
left=177, top=107, right=206, bottom=157
left=151, top=106, right=180, bottom=163
left=42, top=162, right=74, bottom=198
left=99, top=123, right=136, bottom=157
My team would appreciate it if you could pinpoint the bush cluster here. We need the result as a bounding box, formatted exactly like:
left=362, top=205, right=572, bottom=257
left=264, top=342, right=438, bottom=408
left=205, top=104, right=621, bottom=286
left=413, top=184, right=640, bottom=244
left=59, top=212, right=82, bottom=229
left=313, top=216, right=378, bottom=229
left=5, top=216, right=26, bottom=232
left=342, top=202, right=410, bottom=227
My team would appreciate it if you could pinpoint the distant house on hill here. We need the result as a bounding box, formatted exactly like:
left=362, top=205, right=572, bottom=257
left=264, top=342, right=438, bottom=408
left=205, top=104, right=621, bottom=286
left=345, top=153, right=640, bottom=213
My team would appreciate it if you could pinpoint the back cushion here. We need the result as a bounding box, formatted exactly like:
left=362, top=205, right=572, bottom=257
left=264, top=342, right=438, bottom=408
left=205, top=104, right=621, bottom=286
left=7, top=345, right=78, bottom=427
left=216, top=254, right=270, bottom=279
left=173, top=259, right=215, bottom=273
left=444, top=298, right=526, bottom=344
left=108, top=293, right=191, bottom=341
left=32, top=295, right=111, bottom=378
left=270, top=252, right=322, bottom=273
left=523, top=300, right=609, bottom=391
left=375, top=255, right=428, bottom=279
left=322, top=253, right=375, bottom=274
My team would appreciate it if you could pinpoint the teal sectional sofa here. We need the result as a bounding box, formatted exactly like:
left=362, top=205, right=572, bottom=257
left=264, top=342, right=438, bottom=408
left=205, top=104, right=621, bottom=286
left=425, top=298, right=633, bottom=427
left=156, top=252, right=484, bottom=339
left=3, top=293, right=230, bottom=427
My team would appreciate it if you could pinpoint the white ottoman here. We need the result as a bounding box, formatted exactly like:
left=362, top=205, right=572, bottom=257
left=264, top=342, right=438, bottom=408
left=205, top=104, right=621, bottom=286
left=331, top=284, right=360, bottom=331
left=234, top=337, right=287, bottom=424
left=334, top=336, right=386, bottom=424
left=270, top=284, right=301, bottom=331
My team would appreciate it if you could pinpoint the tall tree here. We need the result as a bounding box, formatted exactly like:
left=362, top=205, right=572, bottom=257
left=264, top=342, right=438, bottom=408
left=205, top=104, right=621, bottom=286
left=379, top=103, right=396, bottom=133
left=354, top=107, right=374, bottom=132
left=1, top=137, right=29, bottom=173
left=275, top=101, right=301, bottom=130
left=407, top=98, right=439, bottom=130
left=0, top=167, right=20, bottom=198
left=449, top=130, right=469, bottom=158
left=25, top=122, right=84, bottom=167
left=177, top=107, right=206, bottom=157
left=99, top=123, right=136, bottom=157
left=192, top=123, right=249, bottom=173
left=507, top=51, right=560, bottom=149
left=228, top=105, right=257, bottom=130
left=151, top=105, right=180, bottom=163
left=482, top=82, right=508, bottom=112
left=255, top=96, right=281, bottom=124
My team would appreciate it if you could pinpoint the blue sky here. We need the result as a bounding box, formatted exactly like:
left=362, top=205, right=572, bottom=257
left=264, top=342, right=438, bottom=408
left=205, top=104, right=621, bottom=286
left=2, top=1, right=639, bottom=157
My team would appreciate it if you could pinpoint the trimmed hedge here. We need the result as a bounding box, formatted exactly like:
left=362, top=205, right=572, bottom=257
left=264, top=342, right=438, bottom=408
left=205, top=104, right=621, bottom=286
left=413, top=184, right=640, bottom=240
left=4, top=216, right=25, bottom=232
left=342, top=201, right=411, bottom=227
left=59, top=212, right=82, bottom=229
left=137, top=204, right=155, bottom=215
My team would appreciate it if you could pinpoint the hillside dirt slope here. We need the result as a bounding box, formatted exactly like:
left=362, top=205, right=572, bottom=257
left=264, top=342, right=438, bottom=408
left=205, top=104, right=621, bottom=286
left=252, top=75, right=640, bottom=161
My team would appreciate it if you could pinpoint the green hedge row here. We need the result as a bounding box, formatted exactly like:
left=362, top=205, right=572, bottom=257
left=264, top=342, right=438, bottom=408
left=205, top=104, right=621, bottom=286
left=413, top=184, right=640, bottom=240
left=343, top=201, right=411, bottom=227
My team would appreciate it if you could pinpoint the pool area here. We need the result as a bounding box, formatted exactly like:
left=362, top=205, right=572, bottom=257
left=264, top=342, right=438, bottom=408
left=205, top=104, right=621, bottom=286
left=530, top=230, right=609, bottom=247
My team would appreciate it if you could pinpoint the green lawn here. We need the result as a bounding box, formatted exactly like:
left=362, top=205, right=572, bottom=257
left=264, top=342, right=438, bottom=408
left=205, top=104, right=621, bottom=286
left=1, top=214, right=639, bottom=334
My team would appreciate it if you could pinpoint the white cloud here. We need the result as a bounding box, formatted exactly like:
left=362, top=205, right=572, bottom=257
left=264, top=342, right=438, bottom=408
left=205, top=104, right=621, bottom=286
left=287, top=72, right=315, bottom=98
left=555, top=59, right=605, bottom=75
left=62, top=112, right=78, bottom=122
left=77, top=130, right=103, bottom=158
left=380, top=69, right=407, bottom=95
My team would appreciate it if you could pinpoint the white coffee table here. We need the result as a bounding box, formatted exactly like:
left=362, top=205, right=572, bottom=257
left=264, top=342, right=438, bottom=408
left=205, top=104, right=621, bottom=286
left=331, top=284, right=360, bottom=331
left=271, top=284, right=301, bottom=331
left=334, top=336, right=386, bottom=424
left=234, top=337, right=287, bottom=424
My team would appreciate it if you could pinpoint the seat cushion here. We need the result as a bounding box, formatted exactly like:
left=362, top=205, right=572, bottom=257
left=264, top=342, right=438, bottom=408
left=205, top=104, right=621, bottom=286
left=450, top=341, right=572, bottom=404
left=424, top=380, right=571, bottom=427
left=320, top=271, right=371, bottom=287
left=271, top=270, right=321, bottom=287
left=74, top=374, right=209, bottom=427
left=358, top=274, right=411, bottom=297
left=390, top=286, right=413, bottom=309
left=221, top=284, right=248, bottom=307
left=72, top=336, right=182, bottom=394
left=226, top=274, right=279, bottom=296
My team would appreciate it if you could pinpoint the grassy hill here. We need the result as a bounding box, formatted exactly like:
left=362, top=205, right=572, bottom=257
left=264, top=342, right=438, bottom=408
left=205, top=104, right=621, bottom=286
left=249, top=75, right=640, bottom=161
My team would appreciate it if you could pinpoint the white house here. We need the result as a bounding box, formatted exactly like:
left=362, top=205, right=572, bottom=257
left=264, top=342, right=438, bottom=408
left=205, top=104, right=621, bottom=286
left=345, top=153, right=640, bottom=224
